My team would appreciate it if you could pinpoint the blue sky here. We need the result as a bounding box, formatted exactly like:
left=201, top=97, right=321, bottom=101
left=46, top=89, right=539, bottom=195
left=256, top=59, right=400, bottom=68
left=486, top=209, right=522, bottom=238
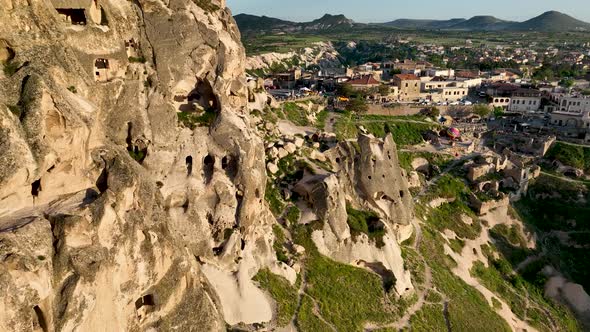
left=226, top=0, right=590, bottom=23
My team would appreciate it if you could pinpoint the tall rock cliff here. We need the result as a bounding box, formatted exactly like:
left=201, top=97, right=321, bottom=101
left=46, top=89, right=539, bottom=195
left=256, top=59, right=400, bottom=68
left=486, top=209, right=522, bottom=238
left=0, top=0, right=283, bottom=330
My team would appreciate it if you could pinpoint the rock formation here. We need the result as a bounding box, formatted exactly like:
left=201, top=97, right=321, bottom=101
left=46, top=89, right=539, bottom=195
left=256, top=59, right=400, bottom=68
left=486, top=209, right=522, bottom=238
left=0, top=0, right=284, bottom=330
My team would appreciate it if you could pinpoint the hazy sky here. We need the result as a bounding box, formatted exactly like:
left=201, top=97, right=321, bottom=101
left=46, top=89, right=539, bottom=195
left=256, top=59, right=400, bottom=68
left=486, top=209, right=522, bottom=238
left=226, top=0, right=590, bottom=23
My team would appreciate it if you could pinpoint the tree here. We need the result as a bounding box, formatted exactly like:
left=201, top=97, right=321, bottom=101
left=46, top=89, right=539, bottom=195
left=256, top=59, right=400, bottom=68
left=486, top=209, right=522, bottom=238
left=337, top=83, right=355, bottom=98
left=378, top=85, right=391, bottom=96
left=559, top=78, right=575, bottom=90
left=422, top=107, right=440, bottom=118
left=473, top=104, right=492, bottom=118
left=348, top=98, right=368, bottom=115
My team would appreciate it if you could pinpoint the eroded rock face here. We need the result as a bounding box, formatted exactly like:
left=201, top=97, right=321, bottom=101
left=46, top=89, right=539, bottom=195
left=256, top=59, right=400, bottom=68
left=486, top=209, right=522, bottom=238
left=299, top=133, right=415, bottom=296
left=0, top=0, right=278, bottom=330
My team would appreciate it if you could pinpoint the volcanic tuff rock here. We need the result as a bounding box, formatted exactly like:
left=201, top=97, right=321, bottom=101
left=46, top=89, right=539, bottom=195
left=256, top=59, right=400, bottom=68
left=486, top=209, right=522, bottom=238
left=0, top=0, right=285, bottom=330
left=296, top=133, right=415, bottom=295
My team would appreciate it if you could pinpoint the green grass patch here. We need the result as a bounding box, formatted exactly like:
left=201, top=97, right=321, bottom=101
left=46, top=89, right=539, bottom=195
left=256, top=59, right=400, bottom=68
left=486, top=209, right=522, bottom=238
left=409, top=303, right=448, bottom=331
left=315, top=109, right=329, bottom=130
left=334, top=113, right=436, bottom=146
left=292, top=224, right=412, bottom=331
left=545, top=142, right=590, bottom=173
left=128, top=56, right=147, bottom=63
left=253, top=269, right=298, bottom=327
left=282, top=102, right=310, bottom=126
left=296, top=295, right=334, bottom=331
left=346, top=205, right=386, bottom=248
left=177, top=109, right=217, bottom=129
left=265, top=180, right=286, bottom=216
left=398, top=151, right=452, bottom=173
left=427, top=200, right=481, bottom=240
left=273, top=224, right=289, bottom=264
left=285, top=205, right=301, bottom=225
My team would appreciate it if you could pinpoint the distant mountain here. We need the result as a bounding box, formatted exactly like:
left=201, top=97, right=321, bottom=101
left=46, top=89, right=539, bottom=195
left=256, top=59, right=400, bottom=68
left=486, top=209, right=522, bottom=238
left=235, top=11, right=590, bottom=34
left=234, top=14, right=295, bottom=32
left=450, top=16, right=514, bottom=31
left=511, top=11, right=590, bottom=32
left=234, top=13, right=358, bottom=35
left=383, top=18, right=466, bottom=29
left=308, top=14, right=355, bottom=29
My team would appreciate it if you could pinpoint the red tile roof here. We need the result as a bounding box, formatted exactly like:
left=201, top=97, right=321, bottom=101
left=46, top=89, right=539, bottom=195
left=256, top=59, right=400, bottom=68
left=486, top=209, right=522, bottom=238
left=348, top=75, right=380, bottom=85
left=394, top=74, right=419, bottom=81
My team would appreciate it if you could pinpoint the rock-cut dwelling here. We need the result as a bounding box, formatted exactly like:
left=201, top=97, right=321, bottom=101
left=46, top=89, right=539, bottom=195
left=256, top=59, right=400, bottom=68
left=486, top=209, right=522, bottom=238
left=50, top=0, right=104, bottom=25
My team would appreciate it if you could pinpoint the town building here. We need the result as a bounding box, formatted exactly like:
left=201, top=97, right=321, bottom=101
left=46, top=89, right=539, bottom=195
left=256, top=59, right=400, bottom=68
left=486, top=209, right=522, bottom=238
left=393, top=74, right=421, bottom=101
left=347, top=75, right=381, bottom=90
left=549, top=96, right=590, bottom=132
left=507, top=89, right=542, bottom=113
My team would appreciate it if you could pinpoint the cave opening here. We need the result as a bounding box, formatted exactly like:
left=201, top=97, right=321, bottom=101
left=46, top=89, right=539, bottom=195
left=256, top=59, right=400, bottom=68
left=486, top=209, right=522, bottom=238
left=186, top=156, right=193, bottom=175
left=96, top=168, right=108, bottom=193
left=31, top=179, right=42, bottom=197
left=135, top=294, right=155, bottom=310
left=221, top=155, right=239, bottom=179
left=203, top=154, right=215, bottom=184
left=33, top=305, right=48, bottom=332
left=56, top=8, right=87, bottom=25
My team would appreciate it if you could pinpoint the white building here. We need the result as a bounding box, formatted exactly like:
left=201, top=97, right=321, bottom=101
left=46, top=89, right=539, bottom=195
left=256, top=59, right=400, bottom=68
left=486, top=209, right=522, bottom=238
left=424, top=68, right=455, bottom=78
left=507, top=90, right=542, bottom=113
left=549, top=95, right=590, bottom=130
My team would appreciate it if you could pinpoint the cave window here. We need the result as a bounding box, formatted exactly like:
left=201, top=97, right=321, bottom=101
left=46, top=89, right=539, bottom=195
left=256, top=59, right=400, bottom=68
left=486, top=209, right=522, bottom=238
left=221, top=155, right=238, bottom=179
left=203, top=154, right=215, bottom=184
left=186, top=156, right=193, bottom=175
left=221, top=156, right=229, bottom=170
left=96, top=168, right=108, bottom=193
left=33, top=305, right=47, bottom=332
left=399, top=190, right=405, bottom=198
left=335, top=157, right=341, bottom=164
left=31, top=180, right=42, bottom=197
left=55, top=8, right=87, bottom=25
left=135, top=294, right=155, bottom=310
left=100, top=6, right=108, bottom=26
left=368, top=176, right=372, bottom=180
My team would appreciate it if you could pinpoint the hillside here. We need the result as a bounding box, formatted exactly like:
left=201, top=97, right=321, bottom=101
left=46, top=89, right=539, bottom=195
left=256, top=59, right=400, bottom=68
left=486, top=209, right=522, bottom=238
left=234, top=13, right=296, bottom=32
left=234, top=13, right=358, bottom=34
left=512, top=10, right=590, bottom=31
left=236, top=10, right=590, bottom=34
left=383, top=18, right=466, bottom=29
left=451, top=15, right=515, bottom=31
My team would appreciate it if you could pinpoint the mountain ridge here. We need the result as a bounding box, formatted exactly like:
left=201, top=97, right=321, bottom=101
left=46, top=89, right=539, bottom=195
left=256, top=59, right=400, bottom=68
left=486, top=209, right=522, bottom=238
left=235, top=11, right=590, bottom=33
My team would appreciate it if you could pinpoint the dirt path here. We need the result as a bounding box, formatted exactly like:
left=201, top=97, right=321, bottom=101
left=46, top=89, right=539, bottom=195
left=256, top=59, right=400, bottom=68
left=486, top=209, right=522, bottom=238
left=540, top=171, right=590, bottom=185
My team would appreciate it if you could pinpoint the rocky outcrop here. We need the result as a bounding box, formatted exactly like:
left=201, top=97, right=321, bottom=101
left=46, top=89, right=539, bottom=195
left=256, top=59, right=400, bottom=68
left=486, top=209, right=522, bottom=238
left=246, top=41, right=341, bottom=73
left=298, top=133, right=415, bottom=296
left=0, top=0, right=282, bottom=330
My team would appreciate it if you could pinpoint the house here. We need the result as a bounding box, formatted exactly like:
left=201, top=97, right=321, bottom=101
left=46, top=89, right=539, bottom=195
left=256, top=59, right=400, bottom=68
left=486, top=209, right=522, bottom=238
left=393, top=74, right=421, bottom=101
left=425, top=68, right=455, bottom=78
left=549, top=96, right=590, bottom=131
left=271, top=68, right=302, bottom=89
left=94, top=58, right=122, bottom=82
left=507, top=89, right=542, bottom=113
left=347, top=75, right=381, bottom=90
